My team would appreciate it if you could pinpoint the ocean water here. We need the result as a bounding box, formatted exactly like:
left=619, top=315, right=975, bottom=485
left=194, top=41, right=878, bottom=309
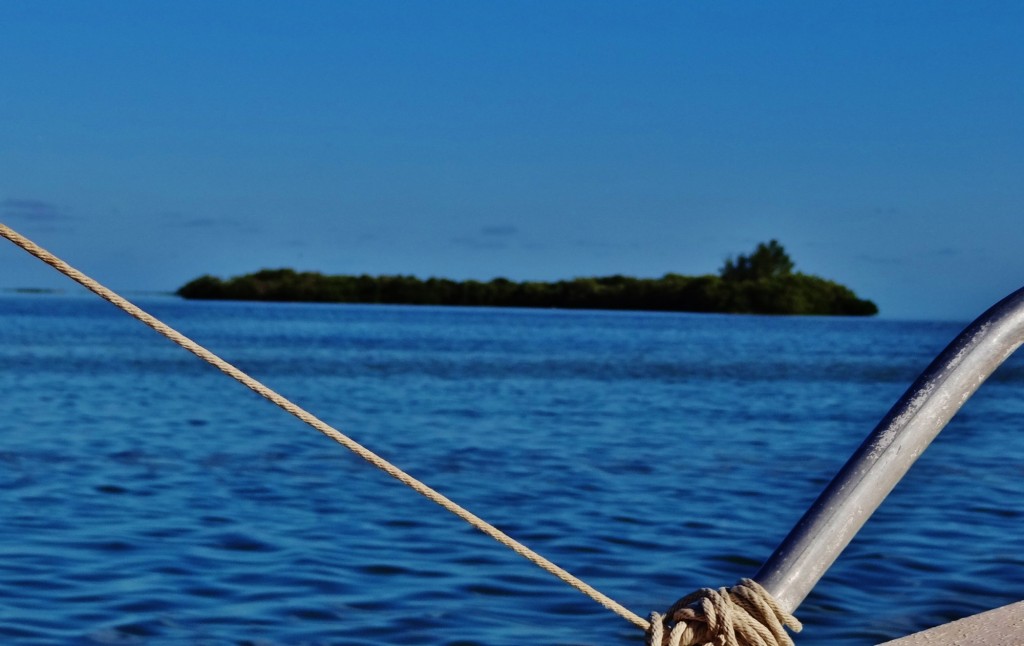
left=0, top=293, right=1021, bottom=645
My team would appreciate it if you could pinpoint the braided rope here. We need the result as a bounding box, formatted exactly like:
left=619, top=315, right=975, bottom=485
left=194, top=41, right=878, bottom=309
left=0, top=222, right=649, bottom=630
left=3, top=224, right=806, bottom=645
left=648, top=579, right=801, bottom=646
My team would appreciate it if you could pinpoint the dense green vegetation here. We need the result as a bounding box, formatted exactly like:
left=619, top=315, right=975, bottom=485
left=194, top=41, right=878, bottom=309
left=177, top=240, right=878, bottom=315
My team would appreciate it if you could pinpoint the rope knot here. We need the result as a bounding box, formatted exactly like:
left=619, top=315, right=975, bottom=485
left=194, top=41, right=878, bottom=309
left=647, top=578, right=801, bottom=646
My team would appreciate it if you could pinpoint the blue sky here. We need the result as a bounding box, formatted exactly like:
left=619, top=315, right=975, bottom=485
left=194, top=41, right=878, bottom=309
left=2, top=1, right=1021, bottom=319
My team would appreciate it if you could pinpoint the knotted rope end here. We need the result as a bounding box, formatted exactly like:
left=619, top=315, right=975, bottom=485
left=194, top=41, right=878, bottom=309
left=648, top=578, right=802, bottom=646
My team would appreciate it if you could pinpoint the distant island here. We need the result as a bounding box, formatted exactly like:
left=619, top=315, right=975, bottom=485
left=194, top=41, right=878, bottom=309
left=177, top=240, right=878, bottom=316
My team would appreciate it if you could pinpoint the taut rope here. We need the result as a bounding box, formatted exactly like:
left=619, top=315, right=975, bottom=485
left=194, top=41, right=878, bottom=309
left=0, top=223, right=646, bottom=629
left=2, top=223, right=802, bottom=645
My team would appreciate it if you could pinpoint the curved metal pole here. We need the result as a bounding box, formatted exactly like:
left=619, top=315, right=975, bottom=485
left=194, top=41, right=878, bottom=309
left=755, top=285, right=1024, bottom=614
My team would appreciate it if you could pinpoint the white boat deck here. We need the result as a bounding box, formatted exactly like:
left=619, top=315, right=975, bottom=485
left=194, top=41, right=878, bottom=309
left=879, top=600, right=1024, bottom=646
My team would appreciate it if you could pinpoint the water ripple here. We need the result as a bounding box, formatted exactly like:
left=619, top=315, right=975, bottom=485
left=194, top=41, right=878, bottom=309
left=0, top=295, right=1020, bottom=644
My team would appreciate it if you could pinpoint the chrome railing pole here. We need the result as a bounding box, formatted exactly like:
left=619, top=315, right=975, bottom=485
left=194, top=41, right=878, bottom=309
left=755, top=286, right=1024, bottom=614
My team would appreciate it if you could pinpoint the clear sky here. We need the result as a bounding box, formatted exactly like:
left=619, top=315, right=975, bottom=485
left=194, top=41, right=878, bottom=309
left=2, top=1, right=1021, bottom=320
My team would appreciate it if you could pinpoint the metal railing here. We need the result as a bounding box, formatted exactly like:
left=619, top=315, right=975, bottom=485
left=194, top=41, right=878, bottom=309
left=755, top=285, right=1024, bottom=614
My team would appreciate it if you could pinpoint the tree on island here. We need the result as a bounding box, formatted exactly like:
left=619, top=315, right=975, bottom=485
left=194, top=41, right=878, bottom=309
left=711, top=240, right=877, bottom=316
left=177, top=240, right=878, bottom=316
left=721, top=239, right=794, bottom=282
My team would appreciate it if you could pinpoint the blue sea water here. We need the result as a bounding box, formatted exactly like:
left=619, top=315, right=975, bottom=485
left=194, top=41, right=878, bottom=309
left=0, top=293, right=1021, bottom=645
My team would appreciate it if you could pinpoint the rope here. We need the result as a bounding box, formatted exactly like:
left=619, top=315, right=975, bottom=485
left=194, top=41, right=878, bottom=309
left=648, top=579, right=801, bottom=646
left=0, top=222, right=648, bottom=630
left=2, top=223, right=805, bottom=645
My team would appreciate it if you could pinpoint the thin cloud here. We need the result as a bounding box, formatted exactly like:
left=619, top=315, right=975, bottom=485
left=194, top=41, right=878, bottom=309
left=178, top=217, right=222, bottom=228
left=855, top=253, right=906, bottom=266
left=1, top=198, right=72, bottom=222
left=163, top=214, right=257, bottom=232
left=451, top=235, right=509, bottom=251
left=452, top=224, right=521, bottom=250
left=481, top=224, right=518, bottom=237
left=572, top=236, right=638, bottom=251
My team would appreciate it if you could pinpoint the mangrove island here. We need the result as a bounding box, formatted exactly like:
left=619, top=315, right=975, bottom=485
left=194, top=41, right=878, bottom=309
left=177, top=240, right=878, bottom=316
